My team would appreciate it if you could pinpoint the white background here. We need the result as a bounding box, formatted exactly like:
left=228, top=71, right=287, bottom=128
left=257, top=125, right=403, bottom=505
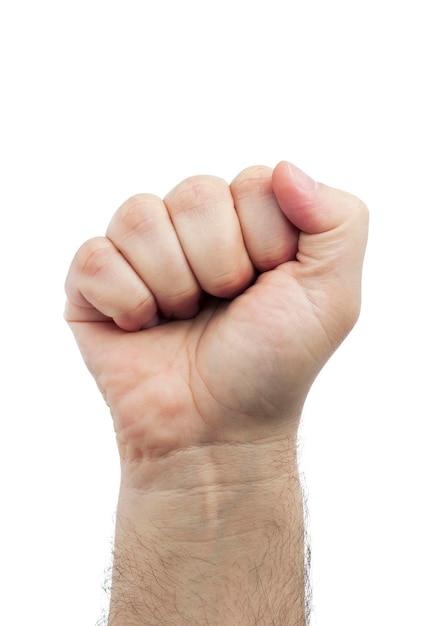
left=1, top=1, right=433, bottom=624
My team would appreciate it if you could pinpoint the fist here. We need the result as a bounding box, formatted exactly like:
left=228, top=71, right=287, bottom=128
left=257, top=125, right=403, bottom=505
left=65, top=162, right=368, bottom=460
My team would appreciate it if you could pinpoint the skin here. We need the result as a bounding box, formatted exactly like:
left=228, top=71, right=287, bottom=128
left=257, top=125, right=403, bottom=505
left=65, top=161, right=368, bottom=625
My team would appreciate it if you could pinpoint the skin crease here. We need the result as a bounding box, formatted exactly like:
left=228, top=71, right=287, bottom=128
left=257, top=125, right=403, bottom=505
left=65, top=161, right=368, bottom=625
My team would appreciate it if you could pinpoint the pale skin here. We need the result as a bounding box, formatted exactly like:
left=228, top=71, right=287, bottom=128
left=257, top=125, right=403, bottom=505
left=65, top=161, right=368, bottom=625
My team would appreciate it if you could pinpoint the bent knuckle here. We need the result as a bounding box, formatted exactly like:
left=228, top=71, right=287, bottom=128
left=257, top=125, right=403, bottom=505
left=160, top=286, right=200, bottom=318
left=255, top=240, right=294, bottom=271
left=107, top=194, right=162, bottom=242
left=164, top=284, right=199, bottom=305
left=114, top=290, right=156, bottom=331
left=77, top=237, right=113, bottom=279
left=231, top=165, right=272, bottom=198
left=209, top=263, right=253, bottom=298
left=128, top=290, right=155, bottom=316
left=166, top=175, right=228, bottom=216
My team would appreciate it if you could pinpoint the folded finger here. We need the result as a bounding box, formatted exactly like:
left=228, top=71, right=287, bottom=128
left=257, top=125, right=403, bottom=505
left=164, top=175, right=255, bottom=298
left=230, top=165, right=299, bottom=271
left=106, top=194, right=201, bottom=319
left=64, top=237, right=158, bottom=331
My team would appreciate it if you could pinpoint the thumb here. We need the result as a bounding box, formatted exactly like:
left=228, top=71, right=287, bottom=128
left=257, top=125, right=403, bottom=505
left=272, top=161, right=369, bottom=336
left=272, top=160, right=369, bottom=234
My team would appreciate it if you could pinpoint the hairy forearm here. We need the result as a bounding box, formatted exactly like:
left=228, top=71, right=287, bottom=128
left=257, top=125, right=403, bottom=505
left=108, top=436, right=307, bottom=626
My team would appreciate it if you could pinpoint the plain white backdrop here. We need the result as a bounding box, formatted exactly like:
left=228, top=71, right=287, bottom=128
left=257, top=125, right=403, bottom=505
left=1, top=1, right=433, bottom=624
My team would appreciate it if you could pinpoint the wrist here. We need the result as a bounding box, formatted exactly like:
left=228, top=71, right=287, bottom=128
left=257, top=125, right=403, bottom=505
left=117, top=434, right=300, bottom=540
left=120, top=430, right=298, bottom=486
left=109, top=435, right=306, bottom=625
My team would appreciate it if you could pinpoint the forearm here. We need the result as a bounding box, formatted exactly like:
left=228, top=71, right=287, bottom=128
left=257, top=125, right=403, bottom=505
left=108, top=436, right=306, bottom=626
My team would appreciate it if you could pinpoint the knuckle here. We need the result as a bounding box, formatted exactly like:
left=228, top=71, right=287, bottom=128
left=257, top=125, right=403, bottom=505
left=164, top=284, right=199, bottom=305
left=254, top=241, right=294, bottom=271
left=77, top=237, right=113, bottom=279
left=209, top=263, right=254, bottom=298
left=161, top=286, right=200, bottom=318
left=166, top=175, right=228, bottom=216
left=115, top=290, right=157, bottom=331
left=107, top=194, right=162, bottom=241
left=231, top=165, right=272, bottom=197
left=128, top=290, right=155, bottom=316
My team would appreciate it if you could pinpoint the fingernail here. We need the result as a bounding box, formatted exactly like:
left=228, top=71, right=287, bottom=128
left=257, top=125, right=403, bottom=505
left=287, top=162, right=317, bottom=191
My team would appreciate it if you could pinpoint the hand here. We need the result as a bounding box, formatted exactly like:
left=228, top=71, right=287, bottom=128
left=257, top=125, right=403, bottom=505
left=65, top=162, right=368, bottom=463
left=65, top=161, right=368, bottom=625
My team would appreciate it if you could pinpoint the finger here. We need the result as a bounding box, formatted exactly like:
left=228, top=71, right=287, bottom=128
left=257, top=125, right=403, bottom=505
left=272, top=161, right=368, bottom=234
left=272, top=161, right=369, bottom=331
left=64, top=237, right=158, bottom=331
left=164, top=175, right=255, bottom=298
left=106, top=194, right=201, bottom=319
left=230, top=165, right=299, bottom=272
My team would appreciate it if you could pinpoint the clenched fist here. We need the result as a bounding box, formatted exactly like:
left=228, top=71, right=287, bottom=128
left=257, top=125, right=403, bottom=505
left=65, top=162, right=368, bottom=462
left=65, top=161, right=368, bottom=625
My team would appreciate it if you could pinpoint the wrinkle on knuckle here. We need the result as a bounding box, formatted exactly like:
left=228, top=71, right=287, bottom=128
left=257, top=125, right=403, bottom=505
left=108, top=194, right=162, bottom=241
left=115, top=292, right=156, bottom=331
left=167, top=175, right=228, bottom=216
left=164, top=284, right=199, bottom=305
left=78, top=238, right=113, bottom=280
left=210, top=264, right=253, bottom=297
left=254, top=242, right=292, bottom=270
left=128, top=291, right=155, bottom=316
left=231, top=165, right=273, bottom=198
